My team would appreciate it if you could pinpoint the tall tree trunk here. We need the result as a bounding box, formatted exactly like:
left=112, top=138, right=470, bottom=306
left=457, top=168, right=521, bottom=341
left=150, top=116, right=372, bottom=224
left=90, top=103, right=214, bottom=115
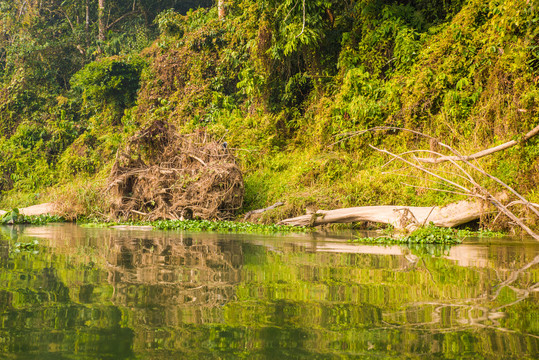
left=85, top=0, right=90, bottom=46
left=218, top=0, right=225, bottom=20
left=98, top=0, right=105, bottom=42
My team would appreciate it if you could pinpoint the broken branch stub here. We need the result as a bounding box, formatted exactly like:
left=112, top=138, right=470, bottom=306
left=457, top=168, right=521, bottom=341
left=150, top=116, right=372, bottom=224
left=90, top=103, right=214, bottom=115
left=244, top=202, right=284, bottom=221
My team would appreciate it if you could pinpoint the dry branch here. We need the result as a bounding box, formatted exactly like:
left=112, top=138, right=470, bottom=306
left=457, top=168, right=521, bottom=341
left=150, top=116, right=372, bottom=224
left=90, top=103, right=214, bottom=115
left=323, top=126, right=539, bottom=239
left=415, top=124, right=539, bottom=164
left=243, top=202, right=284, bottom=221
left=374, top=145, right=539, bottom=240
left=379, top=128, right=539, bottom=239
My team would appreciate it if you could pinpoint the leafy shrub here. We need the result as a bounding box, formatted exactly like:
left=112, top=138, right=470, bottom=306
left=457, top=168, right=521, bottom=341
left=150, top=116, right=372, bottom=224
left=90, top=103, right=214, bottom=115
left=352, top=223, right=465, bottom=245
left=70, top=56, right=147, bottom=122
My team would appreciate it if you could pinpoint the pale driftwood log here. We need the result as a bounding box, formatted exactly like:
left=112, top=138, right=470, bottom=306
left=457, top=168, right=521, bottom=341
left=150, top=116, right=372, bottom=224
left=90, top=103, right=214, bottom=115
left=278, top=200, right=485, bottom=230
left=0, top=203, right=56, bottom=217
left=244, top=202, right=284, bottom=221
left=415, top=124, right=539, bottom=164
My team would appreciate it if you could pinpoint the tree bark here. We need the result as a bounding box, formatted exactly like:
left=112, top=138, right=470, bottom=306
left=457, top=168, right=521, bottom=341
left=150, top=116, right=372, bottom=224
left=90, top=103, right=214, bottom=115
left=98, top=0, right=105, bottom=42
left=218, top=0, right=225, bottom=20
left=85, top=0, right=90, bottom=46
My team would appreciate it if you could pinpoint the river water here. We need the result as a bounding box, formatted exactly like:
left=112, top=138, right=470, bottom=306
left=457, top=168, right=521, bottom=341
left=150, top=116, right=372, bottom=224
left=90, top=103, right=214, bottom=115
left=0, top=224, right=537, bottom=359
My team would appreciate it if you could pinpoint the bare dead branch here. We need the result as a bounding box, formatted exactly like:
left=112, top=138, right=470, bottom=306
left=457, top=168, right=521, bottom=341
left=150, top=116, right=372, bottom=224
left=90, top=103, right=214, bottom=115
left=506, top=200, right=539, bottom=209
left=243, top=201, right=284, bottom=220
left=398, top=149, right=478, bottom=185
left=363, top=127, right=539, bottom=220
left=400, top=183, right=482, bottom=198
left=363, top=128, right=539, bottom=239
left=449, top=150, right=539, bottom=219
left=369, top=145, right=472, bottom=194
left=416, top=124, right=539, bottom=164
left=106, top=10, right=139, bottom=31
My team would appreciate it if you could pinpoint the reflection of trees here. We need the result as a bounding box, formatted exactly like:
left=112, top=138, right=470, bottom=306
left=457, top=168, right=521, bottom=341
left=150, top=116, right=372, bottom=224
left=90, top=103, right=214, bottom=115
left=2, top=225, right=538, bottom=358
left=492, top=254, right=539, bottom=298
left=25, top=225, right=245, bottom=310
left=379, top=254, right=539, bottom=343
left=1, top=226, right=248, bottom=357
left=233, top=237, right=539, bottom=357
left=0, top=226, right=135, bottom=358
left=105, top=232, right=243, bottom=310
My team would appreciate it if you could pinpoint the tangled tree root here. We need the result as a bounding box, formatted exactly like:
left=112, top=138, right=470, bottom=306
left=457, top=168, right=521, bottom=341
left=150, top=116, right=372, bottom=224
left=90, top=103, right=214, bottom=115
left=107, top=121, right=244, bottom=220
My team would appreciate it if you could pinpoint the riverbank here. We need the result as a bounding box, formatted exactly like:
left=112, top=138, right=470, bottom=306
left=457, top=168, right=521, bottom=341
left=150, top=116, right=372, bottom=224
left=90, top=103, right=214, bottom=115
left=1, top=201, right=511, bottom=245
left=0, top=204, right=309, bottom=234
left=1, top=0, right=538, bottom=231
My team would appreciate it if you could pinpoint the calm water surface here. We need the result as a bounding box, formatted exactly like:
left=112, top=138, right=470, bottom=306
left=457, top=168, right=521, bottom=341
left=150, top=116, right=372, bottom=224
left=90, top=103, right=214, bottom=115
left=0, top=224, right=538, bottom=359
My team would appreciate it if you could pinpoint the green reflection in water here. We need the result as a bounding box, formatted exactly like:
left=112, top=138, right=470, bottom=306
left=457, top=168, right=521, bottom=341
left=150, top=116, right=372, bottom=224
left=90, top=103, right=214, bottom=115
left=0, top=224, right=538, bottom=359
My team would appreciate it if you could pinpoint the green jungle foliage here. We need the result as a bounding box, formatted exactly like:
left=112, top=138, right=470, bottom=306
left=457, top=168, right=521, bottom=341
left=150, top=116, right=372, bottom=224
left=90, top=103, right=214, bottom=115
left=0, top=0, right=538, bottom=223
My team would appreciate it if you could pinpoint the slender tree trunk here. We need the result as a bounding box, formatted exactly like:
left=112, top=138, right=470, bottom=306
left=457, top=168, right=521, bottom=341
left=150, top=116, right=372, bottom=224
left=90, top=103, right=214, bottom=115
left=84, top=0, right=90, bottom=48
left=98, top=0, right=105, bottom=42
left=218, top=0, right=225, bottom=20
left=85, top=0, right=90, bottom=34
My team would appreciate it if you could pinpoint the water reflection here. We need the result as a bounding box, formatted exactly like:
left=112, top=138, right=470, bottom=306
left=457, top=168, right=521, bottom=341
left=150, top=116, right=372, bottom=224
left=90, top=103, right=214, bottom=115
left=0, top=224, right=538, bottom=359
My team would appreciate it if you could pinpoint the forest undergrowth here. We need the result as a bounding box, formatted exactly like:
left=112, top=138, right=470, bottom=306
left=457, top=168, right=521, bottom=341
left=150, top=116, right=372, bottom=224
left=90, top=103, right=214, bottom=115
left=0, top=0, right=538, bottom=230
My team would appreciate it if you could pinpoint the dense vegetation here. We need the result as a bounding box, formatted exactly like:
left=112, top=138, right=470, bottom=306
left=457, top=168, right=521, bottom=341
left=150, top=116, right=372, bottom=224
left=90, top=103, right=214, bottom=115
left=0, top=0, right=538, bottom=225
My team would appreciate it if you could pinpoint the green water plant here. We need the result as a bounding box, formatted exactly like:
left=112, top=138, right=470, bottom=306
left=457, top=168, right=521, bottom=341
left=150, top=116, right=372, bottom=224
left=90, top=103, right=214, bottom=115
left=0, top=208, right=21, bottom=225
left=11, top=239, right=40, bottom=254
left=0, top=209, right=64, bottom=225
left=352, top=223, right=465, bottom=245
left=81, top=219, right=308, bottom=234
left=22, top=214, right=65, bottom=225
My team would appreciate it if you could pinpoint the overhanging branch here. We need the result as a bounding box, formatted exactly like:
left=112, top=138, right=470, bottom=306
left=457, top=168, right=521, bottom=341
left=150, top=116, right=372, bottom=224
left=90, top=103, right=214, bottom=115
left=416, top=124, right=539, bottom=164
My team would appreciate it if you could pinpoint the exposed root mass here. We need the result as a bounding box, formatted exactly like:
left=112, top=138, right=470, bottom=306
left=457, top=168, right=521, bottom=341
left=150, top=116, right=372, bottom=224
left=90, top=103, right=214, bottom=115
left=107, top=121, right=243, bottom=220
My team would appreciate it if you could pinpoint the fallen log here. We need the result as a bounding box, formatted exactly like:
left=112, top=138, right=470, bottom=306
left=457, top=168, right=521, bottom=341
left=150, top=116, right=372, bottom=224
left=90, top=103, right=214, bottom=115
left=278, top=200, right=486, bottom=230
left=0, top=203, right=56, bottom=217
